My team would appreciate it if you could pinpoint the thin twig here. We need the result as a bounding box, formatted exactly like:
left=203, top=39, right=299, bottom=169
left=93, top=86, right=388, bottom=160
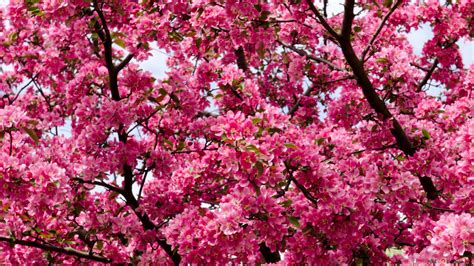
left=290, top=177, right=318, bottom=206
left=277, top=40, right=344, bottom=71
left=287, top=75, right=353, bottom=116
left=72, top=178, right=124, bottom=195
left=116, top=53, right=134, bottom=72
left=305, top=0, right=339, bottom=38
left=10, top=74, right=38, bottom=103
left=361, top=0, right=402, bottom=61
left=137, top=167, right=151, bottom=201
left=417, top=58, right=438, bottom=92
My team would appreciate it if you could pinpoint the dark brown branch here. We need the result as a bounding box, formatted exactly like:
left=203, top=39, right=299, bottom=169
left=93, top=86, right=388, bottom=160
left=277, top=40, right=345, bottom=71
left=340, top=0, right=355, bottom=40
left=361, top=0, right=402, bottom=61
left=0, top=236, right=110, bottom=263
left=394, top=241, right=415, bottom=247
left=323, top=0, right=328, bottom=18
left=10, top=74, right=38, bottom=103
left=290, top=177, right=318, bottom=206
left=116, top=53, right=134, bottom=73
left=305, top=0, right=339, bottom=38
left=121, top=175, right=181, bottom=265
left=72, top=178, right=124, bottom=195
left=333, top=1, right=438, bottom=199
left=93, top=0, right=119, bottom=101
left=410, top=63, right=430, bottom=72
left=283, top=161, right=318, bottom=207
left=91, top=2, right=181, bottom=264
left=287, top=76, right=353, bottom=116
left=137, top=167, right=150, bottom=201
left=417, top=59, right=438, bottom=92
left=235, top=46, right=248, bottom=72
left=8, top=131, right=13, bottom=156
left=259, top=243, right=281, bottom=263
left=171, top=147, right=218, bottom=154
left=288, top=86, right=314, bottom=116
left=418, top=176, right=438, bottom=200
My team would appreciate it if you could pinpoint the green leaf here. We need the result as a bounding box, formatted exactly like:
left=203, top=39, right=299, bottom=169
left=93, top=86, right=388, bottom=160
left=385, top=247, right=404, bottom=257
left=252, top=117, right=263, bottom=125
left=246, top=144, right=261, bottom=154
left=163, top=139, right=174, bottom=149
left=288, top=216, right=300, bottom=228
left=96, top=240, right=104, bottom=250
left=40, top=232, right=53, bottom=239
left=354, top=26, right=362, bottom=33
left=22, top=127, right=39, bottom=144
left=177, top=141, right=186, bottom=151
left=9, top=32, right=18, bottom=42
left=422, top=129, right=430, bottom=140
left=376, top=57, right=389, bottom=64
left=196, top=37, right=202, bottom=49
left=220, top=133, right=228, bottom=142
left=158, top=88, right=168, bottom=95
left=279, top=199, right=292, bottom=207
left=395, top=154, right=406, bottom=161
left=255, top=161, right=264, bottom=176
left=267, top=127, right=282, bottom=135
left=383, top=0, right=393, bottom=8
left=300, top=165, right=310, bottom=172
left=168, top=31, right=184, bottom=42
left=114, top=38, right=126, bottom=48
left=108, top=191, right=119, bottom=200
left=19, top=214, right=31, bottom=222
left=260, top=10, right=271, bottom=21
left=315, top=138, right=325, bottom=145
left=284, top=143, right=298, bottom=149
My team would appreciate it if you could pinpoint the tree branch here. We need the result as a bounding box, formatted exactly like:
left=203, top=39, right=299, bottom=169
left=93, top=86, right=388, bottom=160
left=290, top=176, right=318, bottom=206
left=93, top=0, right=119, bottom=101
left=91, top=2, right=181, bottom=264
left=235, top=46, right=248, bottom=72
left=417, top=58, right=438, bottom=92
left=361, top=0, right=402, bottom=61
left=333, top=0, right=438, bottom=199
left=340, top=0, right=355, bottom=40
left=277, top=40, right=345, bottom=71
left=0, top=236, right=110, bottom=263
left=120, top=169, right=181, bottom=265
left=72, top=178, right=124, bottom=195
left=287, top=76, right=353, bottom=116
left=116, top=53, right=134, bottom=73
left=305, top=0, right=339, bottom=38
left=10, top=74, right=38, bottom=104
left=259, top=243, right=281, bottom=263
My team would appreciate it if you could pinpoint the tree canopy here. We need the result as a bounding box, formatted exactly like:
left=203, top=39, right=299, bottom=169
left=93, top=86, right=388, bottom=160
left=0, top=0, right=472, bottom=264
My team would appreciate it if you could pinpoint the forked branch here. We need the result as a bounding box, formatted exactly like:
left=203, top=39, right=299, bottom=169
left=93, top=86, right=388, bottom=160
left=0, top=236, right=111, bottom=263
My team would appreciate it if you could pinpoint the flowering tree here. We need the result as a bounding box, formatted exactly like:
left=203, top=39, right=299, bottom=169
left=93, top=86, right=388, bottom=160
left=0, top=0, right=472, bottom=264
